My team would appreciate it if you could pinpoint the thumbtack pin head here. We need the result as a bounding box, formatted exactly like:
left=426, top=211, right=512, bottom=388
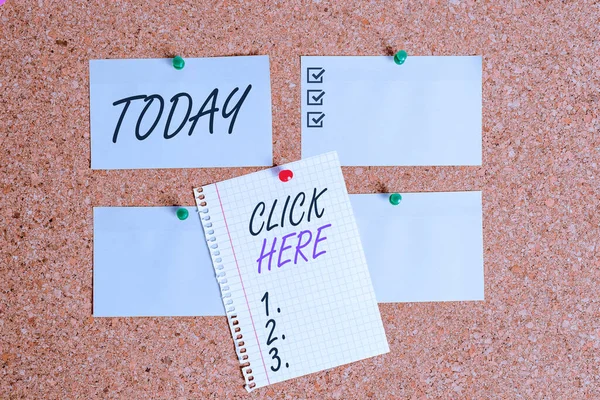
left=176, top=208, right=189, bottom=220
left=389, top=193, right=402, bottom=205
left=173, top=56, right=185, bottom=70
left=278, top=169, right=294, bottom=182
left=393, top=50, right=408, bottom=65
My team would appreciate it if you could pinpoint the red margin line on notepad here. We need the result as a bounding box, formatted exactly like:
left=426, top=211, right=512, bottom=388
left=215, top=183, right=270, bottom=385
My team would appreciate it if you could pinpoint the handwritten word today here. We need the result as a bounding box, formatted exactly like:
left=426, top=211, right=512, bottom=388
left=110, top=85, right=252, bottom=143
left=248, top=188, right=331, bottom=274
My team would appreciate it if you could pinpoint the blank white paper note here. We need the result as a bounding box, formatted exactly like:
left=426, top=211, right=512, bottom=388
left=90, top=56, right=272, bottom=169
left=195, top=152, right=388, bottom=390
left=353, top=191, right=484, bottom=302
left=301, top=56, right=482, bottom=166
left=93, top=207, right=223, bottom=317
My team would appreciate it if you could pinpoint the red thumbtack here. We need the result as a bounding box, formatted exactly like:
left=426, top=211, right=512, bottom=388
left=278, top=169, right=293, bottom=182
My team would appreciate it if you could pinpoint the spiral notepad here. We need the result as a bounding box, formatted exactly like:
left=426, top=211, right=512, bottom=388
left=194, top=152, right=389, bottom=390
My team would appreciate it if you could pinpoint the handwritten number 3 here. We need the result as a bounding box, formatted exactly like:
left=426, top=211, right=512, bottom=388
left=269, top=348, right=281, bottom=372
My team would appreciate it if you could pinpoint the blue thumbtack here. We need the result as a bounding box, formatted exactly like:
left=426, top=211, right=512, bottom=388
left=393, top=50, right=408, bottom=65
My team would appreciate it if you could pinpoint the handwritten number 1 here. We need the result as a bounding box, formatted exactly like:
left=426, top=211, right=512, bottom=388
left=261, top=291, right=269, bottom=316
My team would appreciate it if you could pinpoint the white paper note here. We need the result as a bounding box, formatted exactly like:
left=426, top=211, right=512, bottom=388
left=194, top=152, right=388, bottom=390
left=301, top=56, right=482, bottom=166
left=93, top=207, right=223, bottom=317
left=89, top=56, right=272, bottom=169
left=353, top=192, right=484, bottom=302
left=93, top=192, right=483, bottom=317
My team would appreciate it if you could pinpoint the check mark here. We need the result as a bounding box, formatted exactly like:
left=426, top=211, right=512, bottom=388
left=307, top=67, right=325, bottom=83
left=311, top=69, right=325, bottom=80
left=307, top=89, right=325, bottom=105
left=312, top=113, right=325, bottom=124
left=307, top=112, right=325, bottom=128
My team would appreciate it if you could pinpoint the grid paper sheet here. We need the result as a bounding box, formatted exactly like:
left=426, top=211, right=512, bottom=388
left=194, top=152, right=389, bottom=391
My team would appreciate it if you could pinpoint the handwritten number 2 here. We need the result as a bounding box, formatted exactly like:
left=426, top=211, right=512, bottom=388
left=269, top=348, right=281, bottom=371
left=261, top=291, right=269, bottom=316
left=265, top=319, right=278, bottom=345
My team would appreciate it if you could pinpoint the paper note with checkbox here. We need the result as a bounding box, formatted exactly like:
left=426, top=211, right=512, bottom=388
left=301, top=56, right=482, bottom=166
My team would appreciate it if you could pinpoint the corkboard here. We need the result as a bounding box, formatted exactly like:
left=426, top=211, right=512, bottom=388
left=1, top=1, right=599, bottom=398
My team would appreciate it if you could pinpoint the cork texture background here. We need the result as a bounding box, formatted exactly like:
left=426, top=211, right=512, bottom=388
left=1, top=0, right=600, bottom=398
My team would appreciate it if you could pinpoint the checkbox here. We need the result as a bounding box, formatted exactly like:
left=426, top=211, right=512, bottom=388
left=307, top=112, right=325, bottom=128
left=307, top=67, right=325, bottom=83
left=307, top=90, right=325, bottom=106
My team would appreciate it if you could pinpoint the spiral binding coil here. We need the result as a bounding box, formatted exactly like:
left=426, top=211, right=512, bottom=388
left=194, top=187, right=256, bottom=390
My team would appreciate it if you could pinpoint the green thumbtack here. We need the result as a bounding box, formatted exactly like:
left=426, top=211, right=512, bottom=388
left=176, top=208, right=189, bottom=220
left=393, top=50, right=408, bottom=65
left=389, top=193, right=402, bottom=206
left=173, top=56, right=185, bottom=70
